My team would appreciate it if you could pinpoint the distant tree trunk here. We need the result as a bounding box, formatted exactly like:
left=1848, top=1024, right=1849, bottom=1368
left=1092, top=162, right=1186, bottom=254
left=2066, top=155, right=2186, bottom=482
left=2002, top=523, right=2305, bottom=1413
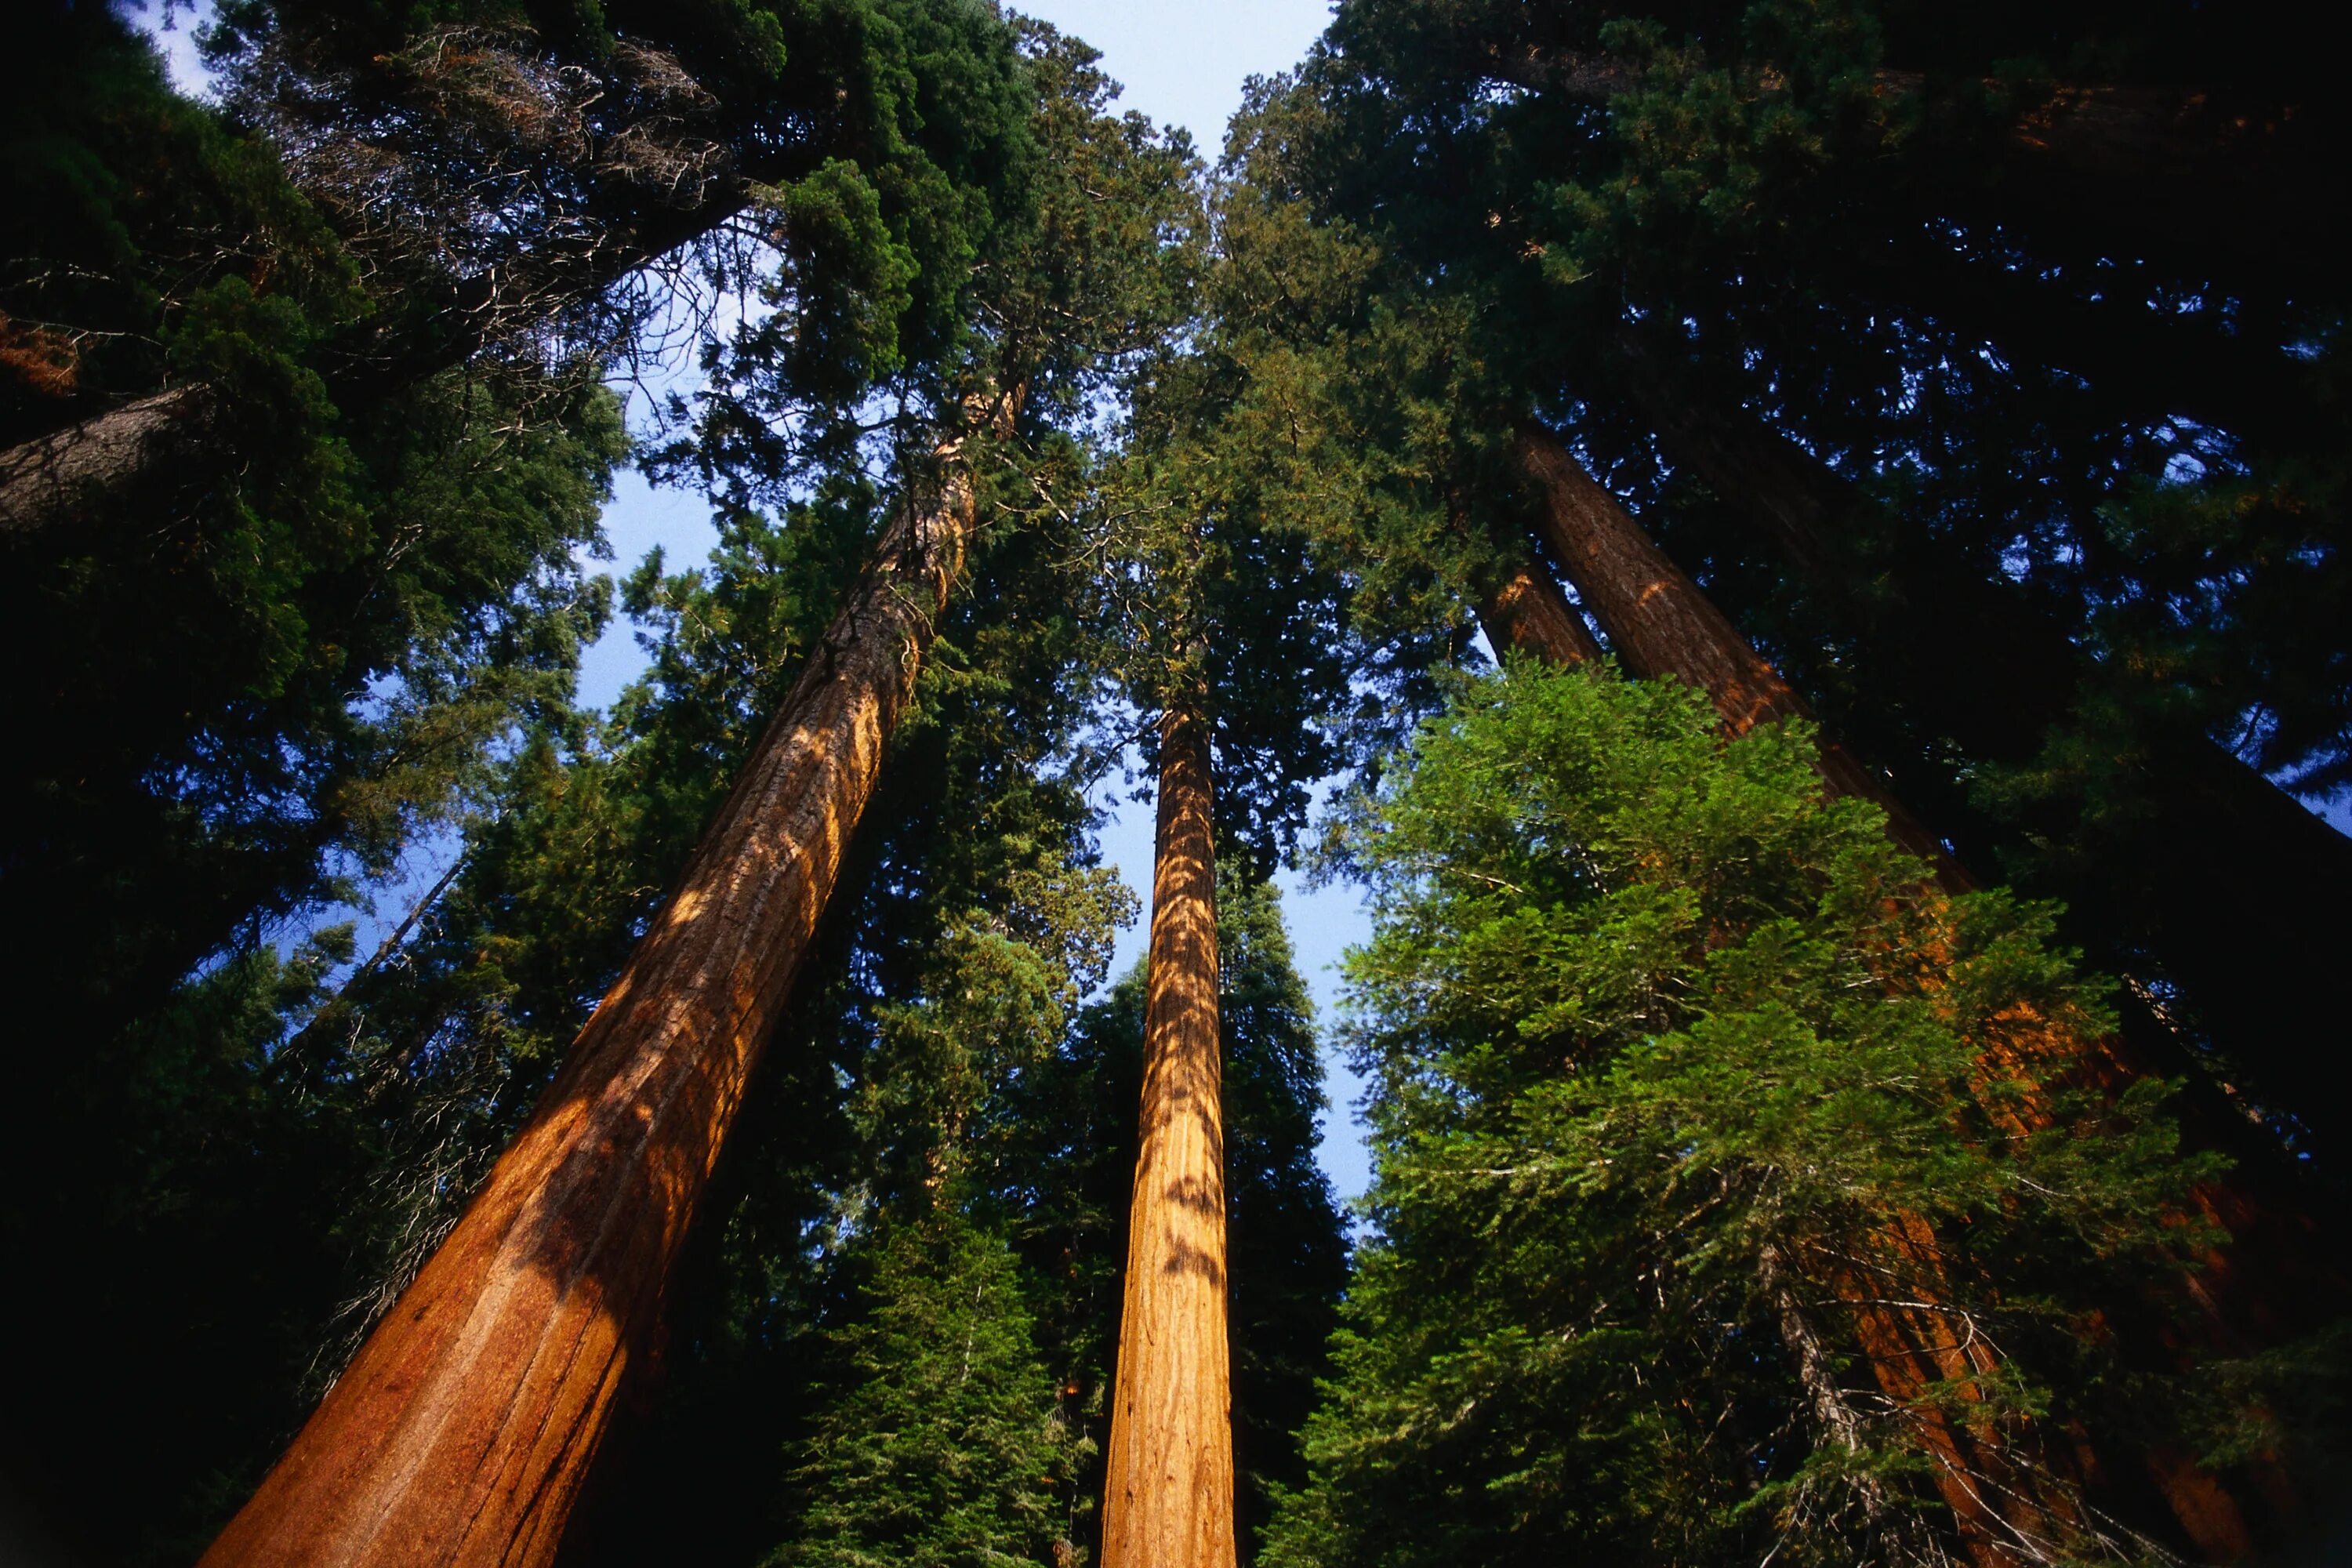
left=1507, top=426, right=2301, bottom=1564
left=197, top=398, right=1005, bottom=1568
left=1512, top=427, right=1965, bottom=887
left=1611, top=336, right=2352, bottom=1150
left=1476, top=550, right=1603, bottom=666
left=1100, top=703, right=1238, bottom=1568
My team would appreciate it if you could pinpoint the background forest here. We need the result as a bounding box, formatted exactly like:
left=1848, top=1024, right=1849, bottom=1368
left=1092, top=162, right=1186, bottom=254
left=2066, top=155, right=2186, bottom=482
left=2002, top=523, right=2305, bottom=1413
left=2, top=0, right=2347, bottom=1565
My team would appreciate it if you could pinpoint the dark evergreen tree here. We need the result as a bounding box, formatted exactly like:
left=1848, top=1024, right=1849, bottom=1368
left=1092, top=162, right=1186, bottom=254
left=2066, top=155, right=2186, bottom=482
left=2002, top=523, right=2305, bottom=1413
left=1255, top=0, right=2352, bottom=1149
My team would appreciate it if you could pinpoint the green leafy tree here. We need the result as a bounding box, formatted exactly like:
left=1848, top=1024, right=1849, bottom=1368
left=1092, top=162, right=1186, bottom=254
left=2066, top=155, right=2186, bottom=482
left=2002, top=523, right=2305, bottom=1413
left=1265, top=663, right=2316, bottom=1566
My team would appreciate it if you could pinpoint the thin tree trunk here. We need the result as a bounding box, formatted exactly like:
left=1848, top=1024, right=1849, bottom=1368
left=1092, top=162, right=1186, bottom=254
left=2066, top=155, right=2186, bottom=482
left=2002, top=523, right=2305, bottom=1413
left=1477, top=550, right=1603, bottom=666
left=1100, top=704, right=1238, bottom=1568
left=1611, top=339, right=2352, bottom=1149
left=197, top=403, right=1000, bottom=1568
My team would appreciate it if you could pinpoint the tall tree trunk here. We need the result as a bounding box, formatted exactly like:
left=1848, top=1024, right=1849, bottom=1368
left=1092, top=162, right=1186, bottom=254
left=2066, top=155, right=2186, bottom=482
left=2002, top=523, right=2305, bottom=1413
left=1100, top=705, right=1238, bottom=1568
left=1507, top=428, right=2301, bottom=1563
left=197, top=405, right=999, bottom=1568
left=1512, top=428, right=1965, bottom=888
left=1612, top=336, right=2352, bottom=1149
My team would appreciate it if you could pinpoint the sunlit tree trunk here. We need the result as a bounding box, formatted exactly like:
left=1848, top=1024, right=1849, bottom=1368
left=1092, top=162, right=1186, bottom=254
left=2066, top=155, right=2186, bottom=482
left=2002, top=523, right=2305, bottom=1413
left=198, top=404, right=1004, bottom=1568
left=1476, top=550, right=1603, bottom=667
left=1512, top=427, right=1966, bottom=888
left=1100, top=702, right=1238, bottom=1568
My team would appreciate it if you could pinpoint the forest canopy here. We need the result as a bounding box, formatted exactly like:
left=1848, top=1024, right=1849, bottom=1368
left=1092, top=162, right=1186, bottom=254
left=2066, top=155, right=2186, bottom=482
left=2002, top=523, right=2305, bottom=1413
left=2, top=0, right=2346, bottom=1565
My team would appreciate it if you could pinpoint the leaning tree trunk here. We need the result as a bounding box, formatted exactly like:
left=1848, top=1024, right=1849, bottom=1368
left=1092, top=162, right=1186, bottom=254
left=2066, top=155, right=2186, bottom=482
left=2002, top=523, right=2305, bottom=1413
left=1100, top=703, right=1238, bottom=1568
left=1612, top=336, right=2352, bottom=1152
left=1508, top=427, right=2300, bottom=1563
left=198, top=404, right=1000, bottom=1568
left=1512, top=429, right=1965, bottom=889
left=1476, top=547, right=1604, bottom=666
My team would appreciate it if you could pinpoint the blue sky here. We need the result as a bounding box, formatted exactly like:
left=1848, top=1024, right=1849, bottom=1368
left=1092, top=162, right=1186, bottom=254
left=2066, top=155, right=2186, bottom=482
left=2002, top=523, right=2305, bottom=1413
left=580, top=1, right=1379, bottom=1200
left=148, top=0, right=1378, bottom=1199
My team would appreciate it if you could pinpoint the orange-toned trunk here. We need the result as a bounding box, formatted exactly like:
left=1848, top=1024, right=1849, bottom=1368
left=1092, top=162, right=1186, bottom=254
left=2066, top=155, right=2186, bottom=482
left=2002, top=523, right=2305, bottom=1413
left=1512, top=428, right=1965, bottom=888
left=1477, top=550, right=1603, bottom=666
left=198, top=415, right=994, bottom=1568
left=1100, top=706, right=1238, bottom=1568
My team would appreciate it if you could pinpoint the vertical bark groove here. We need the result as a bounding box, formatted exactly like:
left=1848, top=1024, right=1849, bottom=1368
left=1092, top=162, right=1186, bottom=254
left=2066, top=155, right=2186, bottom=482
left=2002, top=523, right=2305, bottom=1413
left=1100, top=705, right=1237, bottom=1568
left=198, top=412, right=993, bottom=1568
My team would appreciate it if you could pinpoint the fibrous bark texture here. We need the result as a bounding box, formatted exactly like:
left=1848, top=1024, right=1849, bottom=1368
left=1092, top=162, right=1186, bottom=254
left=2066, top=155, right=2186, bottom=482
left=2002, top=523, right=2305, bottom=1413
left=1100, top=706, right=1237, bottom=1568
left=198, top=415, right=989, bottom=1568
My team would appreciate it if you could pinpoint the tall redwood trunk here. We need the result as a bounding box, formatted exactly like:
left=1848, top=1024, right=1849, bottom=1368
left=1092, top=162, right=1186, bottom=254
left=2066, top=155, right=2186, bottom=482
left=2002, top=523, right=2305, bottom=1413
left=1506, top=430, right=2288, bottom=1563
left=198, top=412, right=995, bottom=1568
left=1611, top=336, right=2352, bottom=1150
left=1512, top=428, right=1965, bottom=888
left=1100, top=705, right=1238, bottom=1568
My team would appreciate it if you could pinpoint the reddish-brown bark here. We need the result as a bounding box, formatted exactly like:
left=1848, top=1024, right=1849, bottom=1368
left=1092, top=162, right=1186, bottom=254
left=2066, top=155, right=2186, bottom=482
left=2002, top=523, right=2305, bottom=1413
left=1512, top=427, right=1966, bottom=890
left=1504, top=430, right=2298, bottom=1563
left=197, top=408, right=1000, bottom=1568
left=1610, top=332, right=2352, bottom=1155
left=1477, top=550, right=1603, bottom=667
left=1100, top=704, right=1238, bottom=1568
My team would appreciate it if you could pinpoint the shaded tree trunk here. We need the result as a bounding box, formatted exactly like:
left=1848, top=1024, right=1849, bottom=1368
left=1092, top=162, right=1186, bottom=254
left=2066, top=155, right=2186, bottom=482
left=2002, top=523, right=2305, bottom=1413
left=1507, top=427, right=2302, bottom=1563
left=197, top=403, right=1000, bottom=1568
left=1476, top=549, right=1604, bottom=667
left=1612, top=336, right=2352, bottom=1149
left=1512, top=427, right=1965, bottom=888
left=1100, top=704, right=1238, bottom=1568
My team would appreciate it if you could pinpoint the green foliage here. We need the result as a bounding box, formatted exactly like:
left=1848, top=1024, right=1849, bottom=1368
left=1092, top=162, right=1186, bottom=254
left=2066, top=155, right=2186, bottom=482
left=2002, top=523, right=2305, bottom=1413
left=1266, top=664, right=2241, bottom=1566
left=1255, top=0, right=2352, bottom=1082
left=772, top=1214, right=1076, bottom=1568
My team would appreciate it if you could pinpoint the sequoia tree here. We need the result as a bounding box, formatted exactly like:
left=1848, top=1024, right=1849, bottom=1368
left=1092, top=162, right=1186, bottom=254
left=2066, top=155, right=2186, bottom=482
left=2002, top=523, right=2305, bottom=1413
left=1276, top=0, right=2352, bottom=1149
left=1265, top=666, right=2305, bottom=1567
left=198, top=22, right=1197, bottom=1563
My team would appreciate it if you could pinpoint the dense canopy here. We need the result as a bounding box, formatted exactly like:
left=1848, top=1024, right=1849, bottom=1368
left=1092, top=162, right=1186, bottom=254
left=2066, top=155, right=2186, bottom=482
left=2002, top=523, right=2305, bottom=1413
left=2, top=1, right=2344, bottom=1564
